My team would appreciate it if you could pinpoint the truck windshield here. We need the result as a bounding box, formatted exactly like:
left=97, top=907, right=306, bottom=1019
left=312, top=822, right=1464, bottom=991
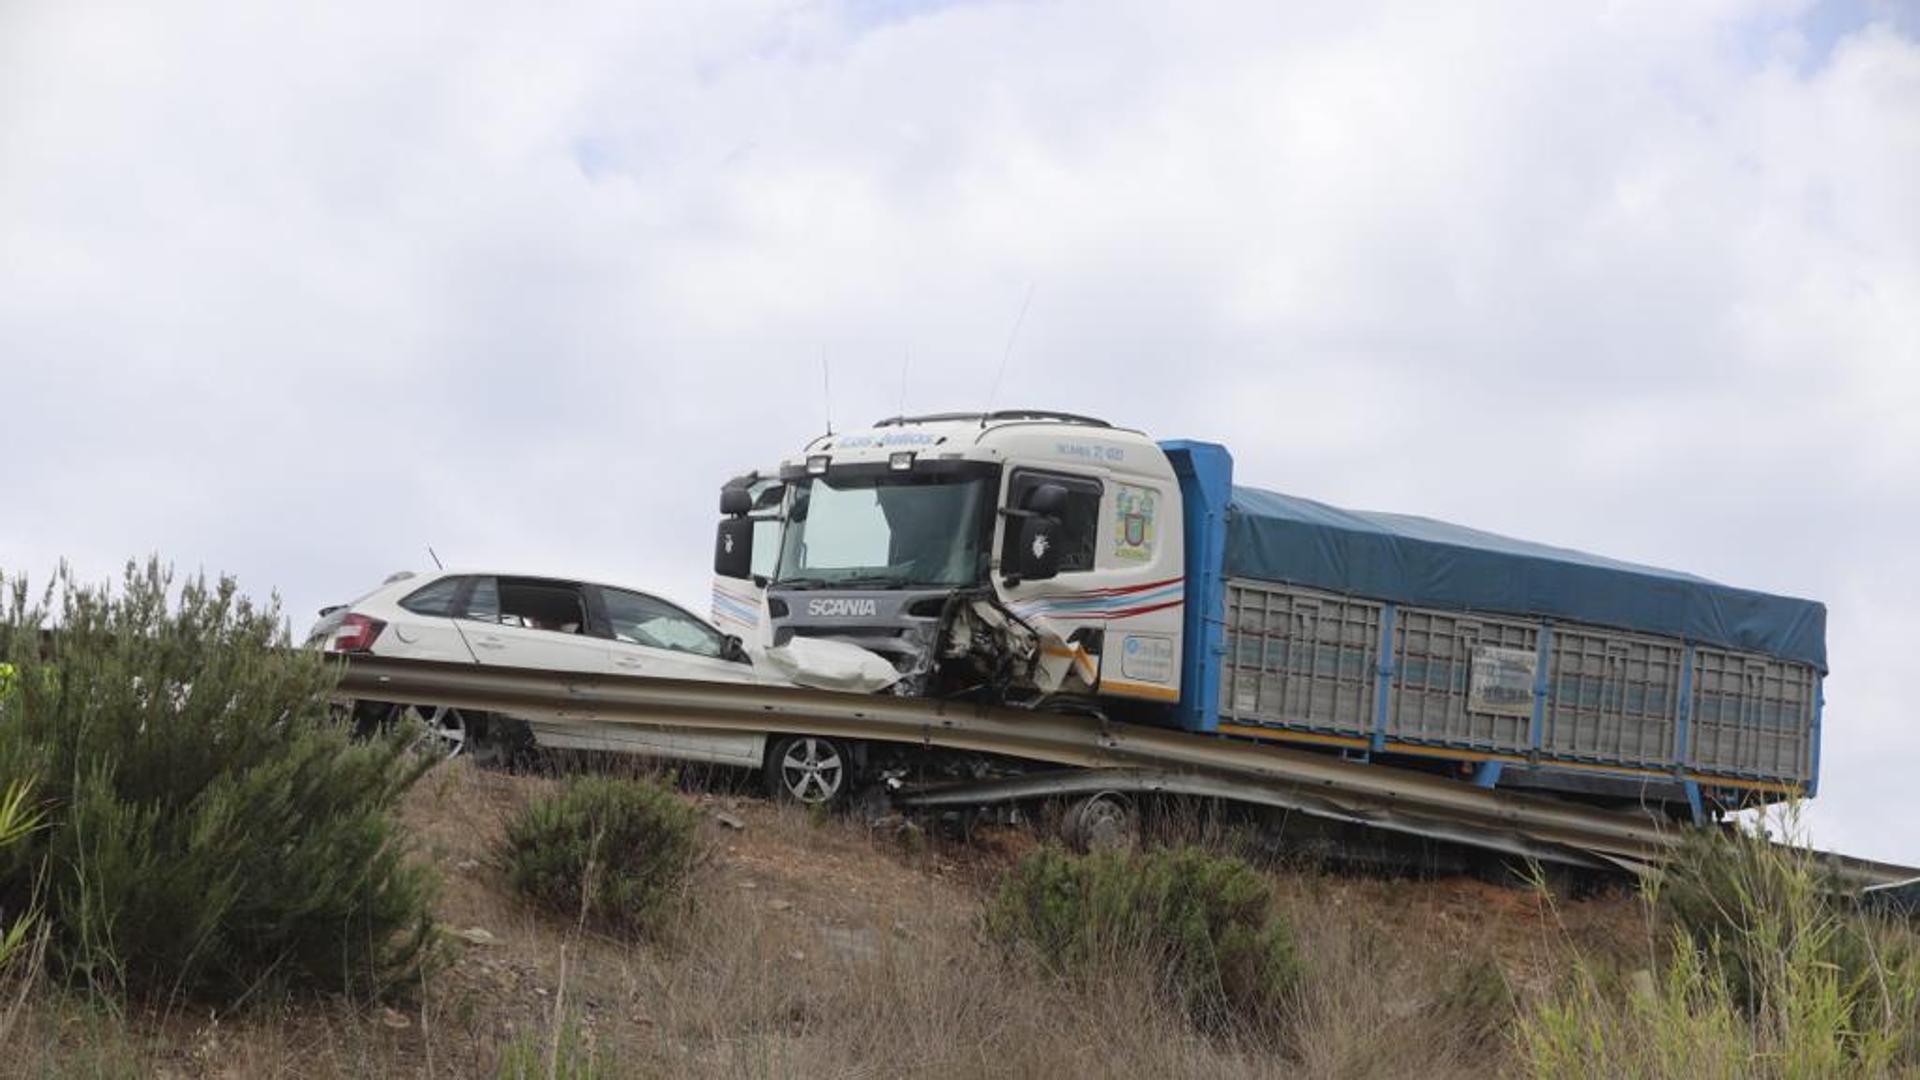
left=775, top=470, right=996, bottom=589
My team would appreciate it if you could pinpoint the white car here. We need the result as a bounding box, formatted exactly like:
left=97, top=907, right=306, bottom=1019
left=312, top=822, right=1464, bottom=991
left=308, top=570, right=854, bottom=804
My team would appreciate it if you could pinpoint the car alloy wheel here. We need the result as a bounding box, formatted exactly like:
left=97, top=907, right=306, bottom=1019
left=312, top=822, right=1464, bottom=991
left=389, top=702, right=471, bottom=758
left=770, top=736, right=847, bottom=805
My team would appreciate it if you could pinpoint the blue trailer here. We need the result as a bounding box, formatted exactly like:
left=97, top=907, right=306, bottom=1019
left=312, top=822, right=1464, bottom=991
left=1165, top=440, right=1823, bottom=818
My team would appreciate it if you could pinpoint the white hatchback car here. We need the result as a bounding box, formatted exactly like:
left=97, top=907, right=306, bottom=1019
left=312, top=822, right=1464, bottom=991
left=309, top=570, right=854, bottom=804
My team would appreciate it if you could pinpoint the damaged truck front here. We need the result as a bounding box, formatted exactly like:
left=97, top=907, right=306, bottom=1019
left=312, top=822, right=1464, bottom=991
left=715, top=411, right=1185, bottom=709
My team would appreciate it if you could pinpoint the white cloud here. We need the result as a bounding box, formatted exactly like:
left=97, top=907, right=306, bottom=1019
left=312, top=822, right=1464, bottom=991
left=3, top=0, right=1916, bottom=859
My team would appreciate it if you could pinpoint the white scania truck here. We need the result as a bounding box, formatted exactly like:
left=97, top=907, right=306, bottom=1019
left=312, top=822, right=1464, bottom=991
left=714, top=410, right=1827, bottom=821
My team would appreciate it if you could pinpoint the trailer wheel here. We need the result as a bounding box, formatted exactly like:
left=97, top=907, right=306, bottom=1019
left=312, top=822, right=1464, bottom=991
left=765, top=735, right=852, bottom=807
left=1062, top=792, right=1138, bottom=853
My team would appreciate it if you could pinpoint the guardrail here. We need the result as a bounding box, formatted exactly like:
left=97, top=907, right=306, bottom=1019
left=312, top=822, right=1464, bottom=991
left=333, top=654, right=1916, bottom=890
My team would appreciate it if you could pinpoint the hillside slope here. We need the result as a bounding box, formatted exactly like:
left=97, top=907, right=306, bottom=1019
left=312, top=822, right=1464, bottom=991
left=6, top=760, right=1649, bottom=1078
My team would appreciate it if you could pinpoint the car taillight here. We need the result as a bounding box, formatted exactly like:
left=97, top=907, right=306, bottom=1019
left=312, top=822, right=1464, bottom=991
left=328, top=613, right=386, bottom=653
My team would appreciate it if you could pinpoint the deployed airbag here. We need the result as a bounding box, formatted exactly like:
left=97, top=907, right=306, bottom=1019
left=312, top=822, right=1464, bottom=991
left=762, top=637, right=902, bottom=693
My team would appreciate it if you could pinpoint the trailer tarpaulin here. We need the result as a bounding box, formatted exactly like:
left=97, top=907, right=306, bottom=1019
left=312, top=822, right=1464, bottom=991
left=1225, top=486, right=1827, bottom=671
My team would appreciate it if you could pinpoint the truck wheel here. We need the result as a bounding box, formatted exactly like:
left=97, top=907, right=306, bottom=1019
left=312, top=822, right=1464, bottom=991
left=765, top=735, right=851, bottom=807
left=1062, top=792, right=1138, bottom=853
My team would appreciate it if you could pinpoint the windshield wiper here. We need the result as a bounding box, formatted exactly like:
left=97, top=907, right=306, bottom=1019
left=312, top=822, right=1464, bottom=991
left=836, top=574, right=913, bottom=588
left=839, top=574, right=969, bottom=590
left=776, top=574, right=956, bottom=590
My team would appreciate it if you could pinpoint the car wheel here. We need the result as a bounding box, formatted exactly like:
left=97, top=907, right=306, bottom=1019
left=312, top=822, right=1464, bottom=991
left=765, top=735, right=851, bottom=806
left=387, top=702, right=476, bottom=759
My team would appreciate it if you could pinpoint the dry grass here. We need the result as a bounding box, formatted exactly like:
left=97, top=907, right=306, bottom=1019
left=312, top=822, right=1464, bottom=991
left=0, top=757, right=1668, bottom=1078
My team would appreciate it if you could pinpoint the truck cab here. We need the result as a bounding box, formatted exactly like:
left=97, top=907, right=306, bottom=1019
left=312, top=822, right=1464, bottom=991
left=714, top=411, right=1187, bottom=708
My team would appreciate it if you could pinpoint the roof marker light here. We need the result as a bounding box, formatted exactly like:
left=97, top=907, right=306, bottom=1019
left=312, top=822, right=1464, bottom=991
left=889, top=451, right=915, bottom=471
left=806, top=454, right=830, bottom=475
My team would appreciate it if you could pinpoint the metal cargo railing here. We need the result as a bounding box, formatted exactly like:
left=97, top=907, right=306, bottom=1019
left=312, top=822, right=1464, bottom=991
left=1689, top=646, right=1817, bottom=781
left=1385, top=607, right=1537, bottom=754
left=1215, top=578, right=1818, bottom=793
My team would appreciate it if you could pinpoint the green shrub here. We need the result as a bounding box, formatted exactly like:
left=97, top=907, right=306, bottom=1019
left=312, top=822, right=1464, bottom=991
left=0, top=778, right=44, bottom=969
left=1515, top=823, right=1920, bottom=1078
left=0, top=561, right=435, bottom=1002
left=985, top=844, right=1300, bottom=1030
left=500, top=775, right=702, bottom=932
left=1655, top=825, right=1904, bottom=1022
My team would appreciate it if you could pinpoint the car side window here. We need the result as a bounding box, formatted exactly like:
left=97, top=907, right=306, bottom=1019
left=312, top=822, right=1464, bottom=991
left=399, top=576, right=463, bottom=616
left=1004, top=470, right=1103, bottom=573
left=494, top=579, right=589, bottom=634
left=601, top=588, right=723, bottom=658
left=460, top=577, right=500, bottom=623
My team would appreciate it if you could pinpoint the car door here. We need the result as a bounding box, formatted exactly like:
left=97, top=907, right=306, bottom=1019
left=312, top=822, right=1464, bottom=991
left=591, top=584, right=766, bottom=765
left=592, top=585, right=758, bottom=683
left=454, top=576, right=606, bottom=675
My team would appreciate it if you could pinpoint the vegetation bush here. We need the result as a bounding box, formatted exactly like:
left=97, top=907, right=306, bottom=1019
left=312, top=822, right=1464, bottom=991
left=0, top=561, right=435, bottom=1002
left=1655, top=824, right=1909, bottom=1024
left=1516, top=822, right=1920, bottom=1078
left=985, top=844, right=1300, bottom=1030
left=500, top=775, right=702, bottom=932
left=0, top=778, right=43, bottom=970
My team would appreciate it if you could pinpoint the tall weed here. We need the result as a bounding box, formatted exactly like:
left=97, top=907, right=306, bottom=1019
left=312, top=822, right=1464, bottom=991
left=1516, top=819, right=1920, bottom=1078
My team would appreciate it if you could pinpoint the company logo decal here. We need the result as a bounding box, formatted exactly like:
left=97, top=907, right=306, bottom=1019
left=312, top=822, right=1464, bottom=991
left=1114, top=483, right=1156, bottom=562
left=806, top=598, right=880, bottom=618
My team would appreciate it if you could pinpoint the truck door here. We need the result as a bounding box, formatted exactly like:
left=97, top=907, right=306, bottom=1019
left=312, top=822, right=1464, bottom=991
left=1000, top=468, right=1108, bottom=691
left=997, top=465, right=1185, bottom=703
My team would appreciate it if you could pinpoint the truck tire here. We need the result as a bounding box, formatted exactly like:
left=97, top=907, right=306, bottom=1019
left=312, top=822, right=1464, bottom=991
left=764, top=735, right=852, bottom=807
left=1062, top=792, right=1138, bottom=853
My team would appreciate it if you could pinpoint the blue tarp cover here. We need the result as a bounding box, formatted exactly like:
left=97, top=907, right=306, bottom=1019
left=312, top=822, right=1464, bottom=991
left=1226, top=486, right=1828, bottom=671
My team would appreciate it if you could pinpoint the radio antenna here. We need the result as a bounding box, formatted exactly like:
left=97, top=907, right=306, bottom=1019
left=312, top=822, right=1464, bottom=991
left=821, top=348, right=833, bottom=436
left=899, top=345, right=911, bottom=418
left=984, top=282, right=1035, bottom=421
left=426, top=546, right=444, bottom=570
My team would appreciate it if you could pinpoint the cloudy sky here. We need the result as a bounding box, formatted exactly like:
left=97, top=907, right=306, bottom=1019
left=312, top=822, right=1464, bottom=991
left=3, top=1, right=1916, bottom=860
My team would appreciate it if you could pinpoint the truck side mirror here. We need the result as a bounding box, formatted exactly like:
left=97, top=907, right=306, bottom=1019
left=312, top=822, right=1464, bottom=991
left=1016, top=515, right=1062, bottom=581
left=1025, top=482, right=1069, bottom=517
left=715, top=518, right=754, bottom=579
left=1006, top=481, right=1071, bottom=583
left=719, top=486, right=752, bottom=515
left=721, top=634, right=751, bottom=664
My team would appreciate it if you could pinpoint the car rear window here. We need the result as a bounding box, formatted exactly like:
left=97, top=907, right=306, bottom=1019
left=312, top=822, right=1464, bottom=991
left=399, top=577, right=464, bottom=616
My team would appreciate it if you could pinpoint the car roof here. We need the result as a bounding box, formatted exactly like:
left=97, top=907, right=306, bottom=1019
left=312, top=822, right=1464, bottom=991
left=381, top=570, right=712, bottom=619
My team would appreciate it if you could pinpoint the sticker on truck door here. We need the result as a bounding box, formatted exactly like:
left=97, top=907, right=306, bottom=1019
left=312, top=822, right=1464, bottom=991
left=1469, top=645, right=1537, bottom=717
left=1120, top=634, right=1174, bottom=683
left=1113, top=484, right=1157, bottom=563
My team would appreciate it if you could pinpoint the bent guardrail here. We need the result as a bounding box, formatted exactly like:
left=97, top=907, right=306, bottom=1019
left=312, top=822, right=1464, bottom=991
left=332, top=654, right=1915, bottom=890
